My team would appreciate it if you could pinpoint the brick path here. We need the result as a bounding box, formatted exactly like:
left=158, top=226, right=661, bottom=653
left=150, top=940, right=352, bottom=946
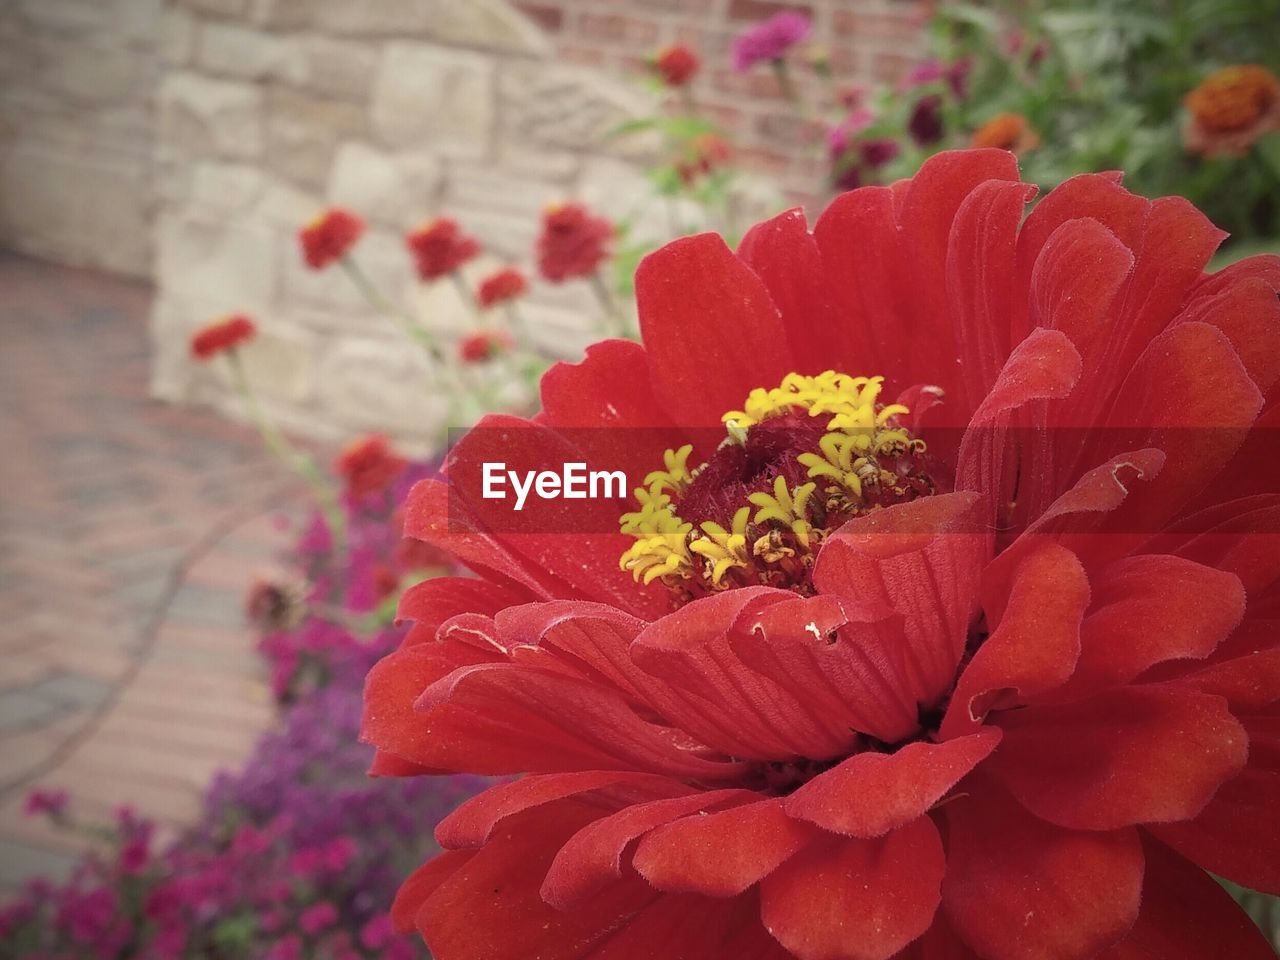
left=0, top=253, right=304, bottom=890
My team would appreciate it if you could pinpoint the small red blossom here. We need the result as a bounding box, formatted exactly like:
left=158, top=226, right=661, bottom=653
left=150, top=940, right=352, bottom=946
left=650, top=43, right=700, bottom=87
left=190, top=314, right=256, bottom=362
left=676, top=133, right=734, bottom=185
left=298, top=207, right=365, bottom=270
left=367, top=150, right=1280, bottom=960
left=536, top=203, right=613, bottom=283
left=334, top=434, right=408, bottom=500
left=405, top=218, right=480, bottom=281
left=459, top=330, right=512, bottom=364
left=475, top=267, right=528, bottom=309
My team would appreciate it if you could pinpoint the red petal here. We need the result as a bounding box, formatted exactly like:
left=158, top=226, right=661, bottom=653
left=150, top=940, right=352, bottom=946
left=585, top=893, right=788, bottom=960
left=987, top=685, right=1247, bottom=831
left=391, top=849, right=476, bottom=933
left=738, top=207, right=858, bottom=376
left=632, top=798, right=816, bottom=897
left=542, top=789, right=758, bottom=908
left=1027, top=216, right=1134, bottom=354
left=945, top=179, right=1037, bottom=413
left=636, top=234, right=793, bottom=427
left=1099, top=835, right=1277, bottom=960
left=812, top=186, right=902, bottom=381
left=760, top=817, right=945, bottom=960
left=943, top=781, right=1143, bottom=960
left=417, top=662, right=743, bottom=778
left=941, top=543, right=1087, bottom=739
left=1177, top=273, right=1280, bottom=395
left=784, top=730, right=1001, bottom=838
left=435, top=772, right=691, bottom=849
left=631, top=588, right=855, bottom=760
left=1061, top=555, right=1244, bottom=696
left=1151, top=708, right=1280, bottom=893
left=419, top=802, right=656, bottom=960
left=813, top=493, right=988, bottom=709
left=362, top=645, right=479, bottom=767
left=396, top=575, right=526, bottom=639
left=732, top=593, right=922, bottom=743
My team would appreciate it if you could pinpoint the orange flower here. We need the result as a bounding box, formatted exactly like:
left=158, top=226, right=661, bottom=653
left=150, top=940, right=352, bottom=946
left=405, top=218, right=481, bottom=281
left=459, top=330, right=512, bottom=364
left=190, top=314, right=256, bottom=361
left=969, top=112, right=1039, bottom=154
left=651, top=43, right=700, bottom=87
left=298, top=208, right=365, bottom=270
left=1184, top=65, right=1280, bottom=157
left=476, top=267, right=528, bottom=309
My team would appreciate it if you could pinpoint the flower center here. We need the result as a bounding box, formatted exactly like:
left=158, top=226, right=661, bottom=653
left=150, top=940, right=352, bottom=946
left=619, top=372, right=940, bottom=602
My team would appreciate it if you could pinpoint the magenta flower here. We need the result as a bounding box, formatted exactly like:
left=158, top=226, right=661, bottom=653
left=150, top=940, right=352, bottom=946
left=23, top=788, right=68, bottom=819
left=300, top=901, right=338, bottom=936
left=731, top=11, right=812, bottom=71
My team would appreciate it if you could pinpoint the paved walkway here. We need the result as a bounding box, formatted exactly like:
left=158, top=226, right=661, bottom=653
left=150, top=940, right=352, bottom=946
left=0, top=253, right=303, bottom=890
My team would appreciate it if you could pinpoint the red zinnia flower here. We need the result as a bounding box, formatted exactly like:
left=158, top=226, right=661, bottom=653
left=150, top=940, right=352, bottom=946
left=476, top=267, right=528, bottom=309
left=676, top=133, right=734, bottom=185
left=299, top=207, right=365, bottom=270
left=459, top=330, right=512, bottom=364
left=536, top=203, right=613, bottom=283
left=406, top=218, right=481, bottom=281
left=190, top=314, right=256, bottom=361
left=335, top=434, right=408, bottom=500
left=365, top=150, right=1280, bottom=959
left=651, top=43, right=700, bottom=87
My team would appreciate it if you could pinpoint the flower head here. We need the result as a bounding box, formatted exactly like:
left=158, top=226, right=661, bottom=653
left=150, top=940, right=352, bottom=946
left=536, top=203, right=613, bottom=283
left=366, top=151, right=1280, bottom=960
left=1184, top=65, right=1280, bottom=157
left=459, top=330, right=512, bottom=364
left=907, top=95, right=944, bottom=146
left=335, top=434, right=408, bottom=500
left=405, top=218, right=480, bottom=281
left=23, top=788, right=68, bottom=819
left=650, top=43, right=700, bottom=87
left=190, top=314, right=256, bottom=361
left=298, top=208, right=365, bottom=270
left=731, top=11, right=812, bottom=72
left=476, top=267, right=528, bottom=309
left=969, top=112, right=1040, bottom=154
left=675, top=133, right=734, bottom=185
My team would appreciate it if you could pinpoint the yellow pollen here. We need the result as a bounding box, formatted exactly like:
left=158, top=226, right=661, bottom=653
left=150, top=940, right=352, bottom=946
left=620, top=370, right=933, bottom=598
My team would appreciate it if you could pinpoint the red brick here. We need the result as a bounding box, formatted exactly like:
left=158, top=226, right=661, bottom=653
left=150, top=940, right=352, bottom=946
left=727, top=0, right=811, bottom=22
left=577, top=12, right=663, bottom=46
left=515, top=2, right=564, bottom=32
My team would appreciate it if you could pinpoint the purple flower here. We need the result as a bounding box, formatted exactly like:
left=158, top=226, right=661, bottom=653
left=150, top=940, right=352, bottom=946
left=908, top=94, right=945, bottom=146
left=23, top=788, right=68, bottom=819
left=731, top=11, right=812, bottom=71
left=300, top=901, right=339, bottom=935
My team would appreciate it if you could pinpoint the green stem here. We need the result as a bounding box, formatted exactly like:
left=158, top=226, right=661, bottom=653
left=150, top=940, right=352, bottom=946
left=589, top=270, right=631, bottom=338
left=226, top=351, right=348, bottom=577
left=340, top=255, right=444, bottom=364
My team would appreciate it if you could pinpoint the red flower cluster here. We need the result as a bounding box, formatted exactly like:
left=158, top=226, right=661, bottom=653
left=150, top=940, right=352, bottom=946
left=458, top=330, right=512, bottom=364
left=405, top=219, right=481, bottom=282
left=190, top=314, right=256, bottom=361
left=651, top=43, right=700, bottom=87
left=334, top=434, right=408, bottom=500
left=366, top=151, right=1280, bottom=959
left=298, top=208, right=365, bottom=270
left=475, top=267, right=528, bottom=309
left=536, top=203, right=613, bottom=283
left=676, top=133, right=734, bottom=185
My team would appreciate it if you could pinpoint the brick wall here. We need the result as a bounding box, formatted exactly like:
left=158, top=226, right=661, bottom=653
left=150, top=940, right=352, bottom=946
left=515, top=0, right=928, bottom=198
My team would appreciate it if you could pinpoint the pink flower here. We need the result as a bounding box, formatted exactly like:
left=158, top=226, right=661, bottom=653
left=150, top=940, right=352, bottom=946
left=300, top=901, right=338, bottom=936
left=23, top=788, right=68, bottom=819
left=731, top=11, right=811, bottom=72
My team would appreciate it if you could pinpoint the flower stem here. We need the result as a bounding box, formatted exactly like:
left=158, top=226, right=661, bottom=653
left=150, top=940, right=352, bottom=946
left=589, top=270, right=631, bottom=339
left=450, top=271, right=481, bottom=324
left=226, top=350, right=348, bottom=577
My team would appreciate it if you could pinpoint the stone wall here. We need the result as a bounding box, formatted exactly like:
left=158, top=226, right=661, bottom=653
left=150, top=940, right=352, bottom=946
left=150, top=0, right=673, bottom=446
left=0, top=0, right=160, bottom=278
